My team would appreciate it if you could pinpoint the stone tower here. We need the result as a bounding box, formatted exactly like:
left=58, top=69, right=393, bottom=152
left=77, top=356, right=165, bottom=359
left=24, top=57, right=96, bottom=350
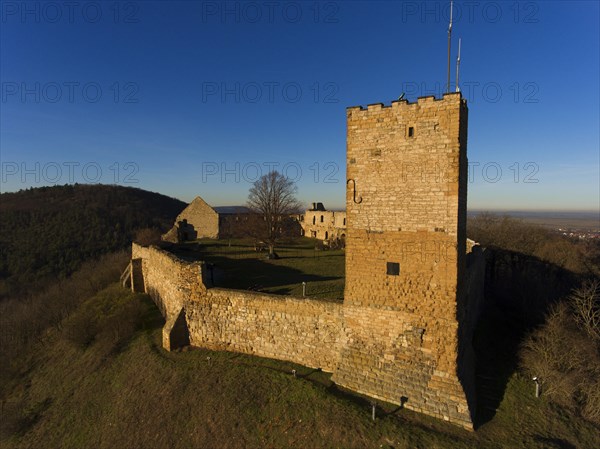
left=333, top=92, right=476, bottom=428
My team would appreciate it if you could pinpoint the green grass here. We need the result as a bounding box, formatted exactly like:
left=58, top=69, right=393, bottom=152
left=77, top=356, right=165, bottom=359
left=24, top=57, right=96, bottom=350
left=2, top=286, right=598, bottom=449
left=169, top=237, right=345, bottom=300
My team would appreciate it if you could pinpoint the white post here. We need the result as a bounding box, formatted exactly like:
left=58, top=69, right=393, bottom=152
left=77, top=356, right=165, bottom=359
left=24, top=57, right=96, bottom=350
left=533, top=377, right=541, bottom=398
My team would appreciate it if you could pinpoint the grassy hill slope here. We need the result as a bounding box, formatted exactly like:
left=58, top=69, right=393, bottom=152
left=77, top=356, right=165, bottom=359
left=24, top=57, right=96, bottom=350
left=1, top=282, right=598, bottom=449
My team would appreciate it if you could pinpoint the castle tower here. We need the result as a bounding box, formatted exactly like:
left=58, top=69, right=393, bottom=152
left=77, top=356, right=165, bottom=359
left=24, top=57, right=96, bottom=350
left=333, top=92, right=475, bottom=428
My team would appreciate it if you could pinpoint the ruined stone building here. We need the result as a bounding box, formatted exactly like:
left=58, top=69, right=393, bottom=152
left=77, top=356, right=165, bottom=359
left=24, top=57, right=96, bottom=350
left=300, top=202, right=346, bottom=241
left=162, top=196, right=219, bottom=241
left=132, top=93, right=484, bottom=429
left=162, top=196, right=302, bottom=243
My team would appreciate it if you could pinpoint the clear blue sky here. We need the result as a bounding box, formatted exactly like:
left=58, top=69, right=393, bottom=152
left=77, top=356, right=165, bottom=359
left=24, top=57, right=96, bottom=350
left=1, top=0, right=599, bottom=211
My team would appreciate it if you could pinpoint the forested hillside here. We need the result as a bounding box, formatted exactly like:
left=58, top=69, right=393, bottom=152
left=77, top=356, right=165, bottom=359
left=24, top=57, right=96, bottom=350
left=468, top=212, right=600, bottom=276
left=0, top=184, right=185, bottom=298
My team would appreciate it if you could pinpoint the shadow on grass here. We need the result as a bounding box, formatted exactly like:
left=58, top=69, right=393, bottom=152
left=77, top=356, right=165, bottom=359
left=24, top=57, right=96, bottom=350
left=139, top=293, right=165, bottom=332
left=222, top=358, right=379, bottom=415
left=176, top=346, right=472, bottom=440
left=268, top=250, right=344, bottom=261
left=266, top=285, right=344, bottom=300
left=0, top=397, right=53, bottom=438
left=136, top=293, right=168, bottom=359
left=533, top=436, right=577, bottom=449
left=206, top=255, right=342, bottom=292
left=472, top=248, right=581, bottom=429
left=326, top=384, right=374, bottom=408
left=171, top=240, right=328, bottom=261
left=472, top=303, right=522, bottom=428
left=164, top=240, right=344, bottom=297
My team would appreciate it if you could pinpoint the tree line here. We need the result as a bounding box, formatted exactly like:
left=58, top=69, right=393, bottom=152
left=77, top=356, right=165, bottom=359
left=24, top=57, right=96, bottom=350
left=0, top=184, right=185, bottom=299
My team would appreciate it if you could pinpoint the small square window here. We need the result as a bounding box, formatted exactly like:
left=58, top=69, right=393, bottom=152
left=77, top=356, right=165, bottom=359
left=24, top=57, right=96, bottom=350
left=408, top=127, right=414, bottom=137
left=386, top=262, right=400, bottom=276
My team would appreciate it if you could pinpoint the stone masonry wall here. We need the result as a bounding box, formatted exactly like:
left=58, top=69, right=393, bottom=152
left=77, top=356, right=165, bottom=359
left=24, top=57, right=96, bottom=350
left=302, top=210, right=346, bottom=240
left=131, top=243, right=206, bottom=350
left=132, top=243, right=204, bottom=318
left=132, top=243, right=343, bottom=371
left=164, top=196, right=219, bottom=240
left=333, top=93, right=474, bottom=428
left=186, top=289, right=342, bottom=372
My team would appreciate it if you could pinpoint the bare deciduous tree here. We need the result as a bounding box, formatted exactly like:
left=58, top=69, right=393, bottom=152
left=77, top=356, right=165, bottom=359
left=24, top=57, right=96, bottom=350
left=570, top=279, right=600, bottom=342
left=520, top=282, right=600, bottom=424
left=246, top=171, right=301, bottom=258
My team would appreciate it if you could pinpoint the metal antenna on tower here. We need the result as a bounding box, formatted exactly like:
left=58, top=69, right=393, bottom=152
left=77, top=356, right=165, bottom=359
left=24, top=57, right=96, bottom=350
left=455, top=38, right=461, bottom=92
left=446, top=0, right=453, bottom=93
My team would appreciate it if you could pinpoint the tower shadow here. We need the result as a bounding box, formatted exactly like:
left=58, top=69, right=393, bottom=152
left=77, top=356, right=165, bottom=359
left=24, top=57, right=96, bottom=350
left=472, top=247, right=580, bottom=428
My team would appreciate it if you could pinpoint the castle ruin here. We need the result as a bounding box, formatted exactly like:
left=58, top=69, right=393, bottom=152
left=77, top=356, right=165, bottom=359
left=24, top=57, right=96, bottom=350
left=129, top=92, right=485, bottom=429
left=300, top=202, right=346, bottom=241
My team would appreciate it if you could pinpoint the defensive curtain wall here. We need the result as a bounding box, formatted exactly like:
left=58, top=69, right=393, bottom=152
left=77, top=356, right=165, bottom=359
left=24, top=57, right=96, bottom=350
left=131, top=243, right=343, bottom=372
left=130, top=93, right=485, bottom=429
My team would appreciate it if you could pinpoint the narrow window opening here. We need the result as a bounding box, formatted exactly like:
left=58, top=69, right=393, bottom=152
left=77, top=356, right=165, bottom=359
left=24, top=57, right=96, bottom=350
left=408, top=127, right=414, bottom=137
left=386, top=262, right=400, bottom=276
left=320, top=215, right=324, bottom=223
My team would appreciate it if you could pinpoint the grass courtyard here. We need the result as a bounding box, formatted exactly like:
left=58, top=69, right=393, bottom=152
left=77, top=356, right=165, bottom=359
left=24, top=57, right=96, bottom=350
left=168, top=237, right=345, bottom=301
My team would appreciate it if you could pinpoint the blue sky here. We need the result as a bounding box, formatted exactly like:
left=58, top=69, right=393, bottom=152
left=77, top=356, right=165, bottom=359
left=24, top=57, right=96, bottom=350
left=1, top=0, right=599, bottom=211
